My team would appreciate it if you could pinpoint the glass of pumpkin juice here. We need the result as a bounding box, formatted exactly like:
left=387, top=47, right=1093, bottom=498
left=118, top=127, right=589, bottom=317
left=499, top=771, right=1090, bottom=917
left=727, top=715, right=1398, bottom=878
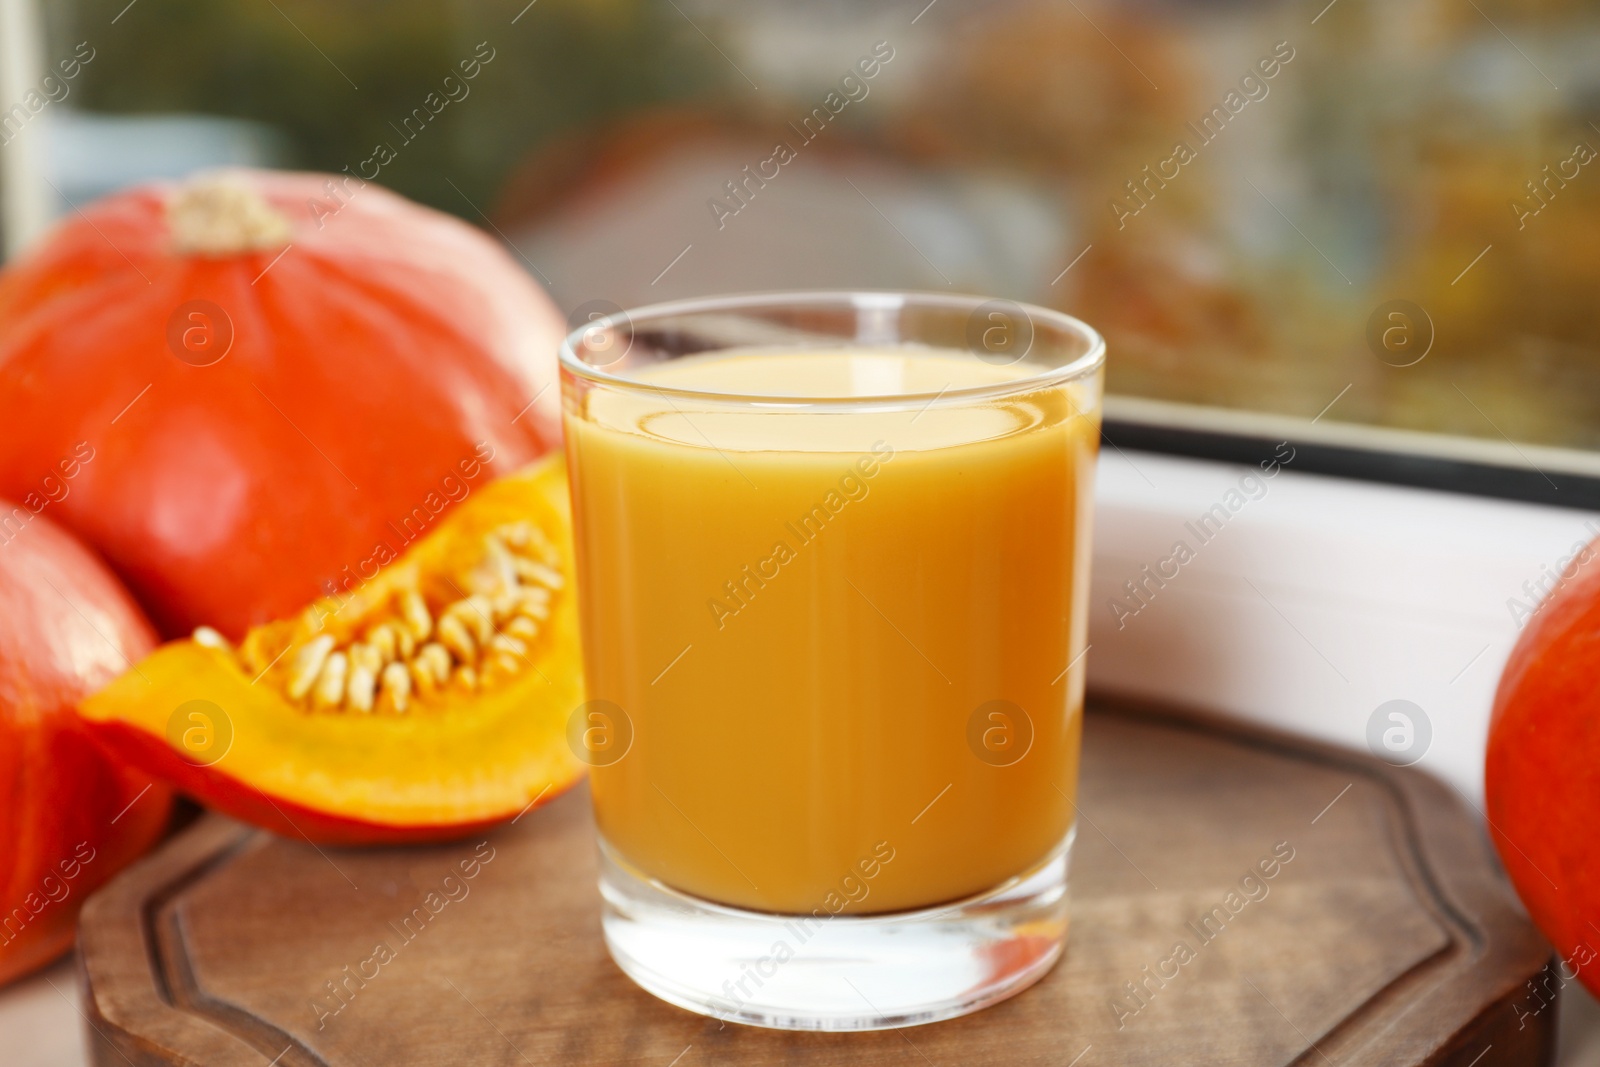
left=559, top=292, right=1103, bottom=1030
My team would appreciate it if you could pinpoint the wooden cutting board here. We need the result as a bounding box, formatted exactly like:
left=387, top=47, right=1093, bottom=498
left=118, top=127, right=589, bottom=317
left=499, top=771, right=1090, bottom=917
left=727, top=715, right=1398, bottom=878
left=75, top=700, right=1556, bottom=1066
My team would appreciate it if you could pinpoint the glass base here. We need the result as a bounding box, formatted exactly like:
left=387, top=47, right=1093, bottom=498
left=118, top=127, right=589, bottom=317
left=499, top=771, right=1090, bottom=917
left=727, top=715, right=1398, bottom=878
left=597, top=830, right=1073, bottom=1031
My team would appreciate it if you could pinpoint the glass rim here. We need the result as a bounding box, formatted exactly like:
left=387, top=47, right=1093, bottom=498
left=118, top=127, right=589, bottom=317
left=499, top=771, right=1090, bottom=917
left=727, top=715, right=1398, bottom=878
left=557, top=290, right=1106, bottom=409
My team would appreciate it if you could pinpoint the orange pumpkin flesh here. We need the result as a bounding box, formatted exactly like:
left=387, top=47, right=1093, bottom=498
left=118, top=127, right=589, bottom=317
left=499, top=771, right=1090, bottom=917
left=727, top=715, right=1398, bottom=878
left=79, top=458, right=584, bottom=845
left=1, top=508, right=172, bottom=986
left=0, top=169, right=565, bottom=641
left=1486, top=534, right=1600, bottom=994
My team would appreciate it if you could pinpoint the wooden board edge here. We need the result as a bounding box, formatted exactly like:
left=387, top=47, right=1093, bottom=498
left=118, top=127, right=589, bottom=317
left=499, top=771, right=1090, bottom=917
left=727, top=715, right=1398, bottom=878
left=1086, top=689, right=1556, bottom=1066
left=77, top=816, right=270, bottom=1067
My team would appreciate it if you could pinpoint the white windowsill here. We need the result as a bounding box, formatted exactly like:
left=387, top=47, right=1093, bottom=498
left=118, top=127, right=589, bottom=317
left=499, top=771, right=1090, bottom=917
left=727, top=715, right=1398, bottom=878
left=1089, top=447, right=1600, bottom=808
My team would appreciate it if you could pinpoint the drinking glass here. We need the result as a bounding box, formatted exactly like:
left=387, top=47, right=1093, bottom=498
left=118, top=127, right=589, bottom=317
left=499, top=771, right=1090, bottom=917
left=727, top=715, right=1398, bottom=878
left=558, top=291, right=1104, bottom=1030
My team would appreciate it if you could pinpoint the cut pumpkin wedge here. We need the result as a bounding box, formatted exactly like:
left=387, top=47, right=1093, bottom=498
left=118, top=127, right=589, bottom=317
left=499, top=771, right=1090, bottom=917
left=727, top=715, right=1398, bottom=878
left=78, top=456, right=586, bottom=844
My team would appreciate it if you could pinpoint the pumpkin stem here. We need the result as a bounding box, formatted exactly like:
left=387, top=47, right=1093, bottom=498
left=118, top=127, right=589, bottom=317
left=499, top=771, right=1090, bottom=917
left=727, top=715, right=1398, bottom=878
left=168, top=176, right=293, bottom=256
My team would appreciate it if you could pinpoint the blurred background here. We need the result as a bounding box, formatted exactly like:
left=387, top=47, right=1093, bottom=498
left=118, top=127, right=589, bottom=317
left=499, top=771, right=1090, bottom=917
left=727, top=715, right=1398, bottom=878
left=2, top=0, right=1598, bottom=453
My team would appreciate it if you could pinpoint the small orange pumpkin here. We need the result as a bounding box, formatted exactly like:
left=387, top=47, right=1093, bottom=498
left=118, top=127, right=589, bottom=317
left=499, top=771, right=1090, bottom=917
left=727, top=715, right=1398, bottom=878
left=0, top=506, right=171, bottom=987
left=0, top=169, right=566, bottom=640
left=1486, top=534, right=1600, bottom=996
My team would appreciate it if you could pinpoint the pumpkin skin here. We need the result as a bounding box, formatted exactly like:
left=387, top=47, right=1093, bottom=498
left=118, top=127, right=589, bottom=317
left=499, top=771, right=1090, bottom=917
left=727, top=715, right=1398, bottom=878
left=1485, top=534, right=1600, bottom=995
left=0, top=169, right=566, bottom=641
left=0, top=506, right=172, bottom=986
left=79, top=457, right=584, bottom=845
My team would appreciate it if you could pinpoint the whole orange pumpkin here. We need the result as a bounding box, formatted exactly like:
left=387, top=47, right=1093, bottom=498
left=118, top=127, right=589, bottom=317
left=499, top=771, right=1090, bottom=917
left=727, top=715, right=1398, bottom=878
left=0, top=169, right=565, bottom=639
left=1486, top=533, right=1600, bottom=997
left=0, top=506, right=172, bottom=986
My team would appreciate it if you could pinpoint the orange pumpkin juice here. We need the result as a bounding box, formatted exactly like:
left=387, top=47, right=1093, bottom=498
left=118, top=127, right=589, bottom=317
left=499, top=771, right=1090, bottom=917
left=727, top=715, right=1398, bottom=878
left=565, top=348, right=1099, bottom=915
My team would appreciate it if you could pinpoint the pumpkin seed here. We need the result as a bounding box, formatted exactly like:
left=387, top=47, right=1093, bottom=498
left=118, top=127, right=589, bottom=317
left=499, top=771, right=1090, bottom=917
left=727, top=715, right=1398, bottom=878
left=482, top=652, right=521, bottom=685
left=516, top=523, right=559, bottom=566
left=289, top=634, right=336, bottom=701
left=441, top=595, right=494, bottom=645
left=498, top=521, right=534, bottom=550
left=415, top=642, right=451, bottom=684
left=436, top=613, right=476, bottom=664
left=399, top=590, right=432, bottom=642
left=193, top=626, right=231, bottom=652
left=488, top=632, right=528, bottom=659
left=468, top=536, right=519, bottom=597
left=380, top=661, right=412, bottom=713
left=346, top=643, right=382, bottom=713
left=366, top=624, right=397, bottom=664
left=490, top=590, right=522, bottom=622
left=312, top=651, right=348, bottom=710
left=515, top=558, right=564, bottom=589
